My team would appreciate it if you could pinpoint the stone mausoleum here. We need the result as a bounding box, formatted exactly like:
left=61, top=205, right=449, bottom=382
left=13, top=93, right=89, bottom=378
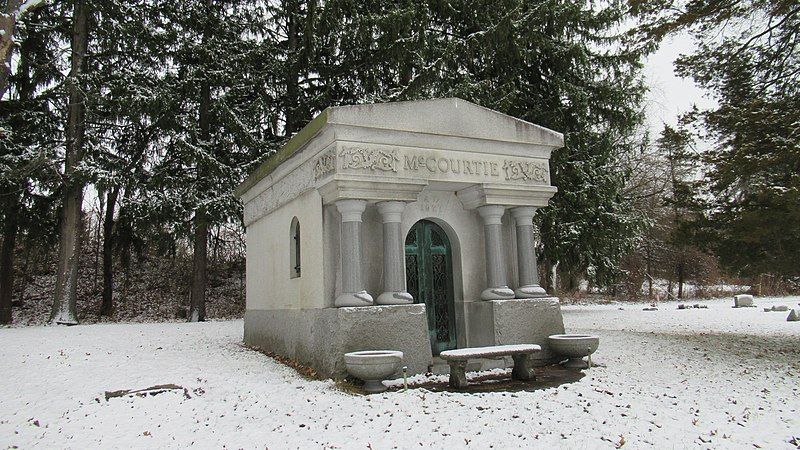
left=237, top=98, right=566, bottom=378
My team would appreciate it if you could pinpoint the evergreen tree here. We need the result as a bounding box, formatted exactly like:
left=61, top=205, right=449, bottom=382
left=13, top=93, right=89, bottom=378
left=0, top=2, right=64, bottom=323
left=85, top=0, right=176, bottom=316
left=634, top=0, right=800, bottom=280
left=0, top=0, right=48, bottom=98
left=50, top=0, right=91, bottom=325
left=314, top=0, right=649, bottom=290
left=139, top=0, right=278, bottom=321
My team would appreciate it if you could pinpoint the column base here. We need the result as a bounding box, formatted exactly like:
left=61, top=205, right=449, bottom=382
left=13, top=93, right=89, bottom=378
left=335, top=291, right=374, bottom=307
left=514, top=285, right=548, bottom=298
left=376, top=291, right=414, bottom=305
left=480, top=286, right=515, bottom=300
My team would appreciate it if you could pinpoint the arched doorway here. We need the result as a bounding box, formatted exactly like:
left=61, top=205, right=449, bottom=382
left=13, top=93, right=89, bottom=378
left=405, top=220, right=457, bottom=355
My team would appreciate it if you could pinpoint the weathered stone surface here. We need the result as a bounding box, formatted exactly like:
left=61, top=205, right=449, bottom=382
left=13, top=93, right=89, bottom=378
left=344, top=350, right=403, bottom=393
left=448, top=360, right=468, bottom=388
left=466, top=297, right=565, bottom=366
left=244, top=304, right=432, bottom=379
left=511, top=353, right=536, bottom=381
left=548, top=334, right=600, bottom=370
left=786, top=309, right=798, bottom=322
left=734, top=294, right=754, bottom=308
left=239, top=99, right=567, bottom=380
left=772, top=305, right=789, bottom=312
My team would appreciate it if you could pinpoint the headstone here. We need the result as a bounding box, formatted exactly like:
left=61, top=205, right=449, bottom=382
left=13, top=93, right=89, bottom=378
left=733, top=294, right=754, bottom=308
left=788, top=309, right=799, bottom=322
left=772, top=305, right=789, bottom=312
left=678, top=304, right=687, bottom=310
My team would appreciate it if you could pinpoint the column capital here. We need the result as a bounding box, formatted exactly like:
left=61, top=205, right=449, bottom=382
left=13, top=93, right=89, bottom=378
left=376, top=201, right=407, bottom=223
left=476, top=204, right=506, bottom=225
left=510, top=206, right=538, bottom=225
left=336, top=199, right=367, bottom=223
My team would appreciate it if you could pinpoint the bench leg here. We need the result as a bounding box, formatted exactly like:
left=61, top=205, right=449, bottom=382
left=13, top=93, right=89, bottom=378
left=511, top=354, right=536, bottom=381
left=448, top=361, right=468, bottom=389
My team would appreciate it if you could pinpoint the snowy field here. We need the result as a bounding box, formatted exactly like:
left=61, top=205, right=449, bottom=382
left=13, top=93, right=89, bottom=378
left=1, top=297, right=798, bottom=449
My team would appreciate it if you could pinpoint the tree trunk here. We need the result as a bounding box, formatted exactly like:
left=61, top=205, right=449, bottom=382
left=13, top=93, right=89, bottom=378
left=645, top=245, right=653, bottom=299
left=189, top=212, right=208, bottom=322
left=677, top=260, right=685, bottom=299
left=188, top=8, right=212, bottom=321
left=16, top=242, right=31, bottom=306
left=100, top=187, right=119, bottom=316
left=51, top=0, right=90, bottom=325
left=0, top=194, right=20, bottom=324
left=568, top=273, right=579, bottom=294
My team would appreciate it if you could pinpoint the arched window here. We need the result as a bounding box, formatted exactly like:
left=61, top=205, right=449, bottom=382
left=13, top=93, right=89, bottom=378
left=290, top=217, right=301, bottom=278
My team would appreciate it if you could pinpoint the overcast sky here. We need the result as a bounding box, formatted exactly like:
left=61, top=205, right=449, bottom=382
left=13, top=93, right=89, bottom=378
left=642, top=33, right=717, bottom=138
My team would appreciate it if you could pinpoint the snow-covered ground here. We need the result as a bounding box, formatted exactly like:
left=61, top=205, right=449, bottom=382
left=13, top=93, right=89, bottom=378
left=1, top=297, right=798, bottom=449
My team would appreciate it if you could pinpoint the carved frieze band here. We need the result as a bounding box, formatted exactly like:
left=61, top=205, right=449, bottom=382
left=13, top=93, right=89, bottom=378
left=339, top=146, right=400, bottom=172
left=502, top=160, right=547, bottom=182
left=318, top=145, right=549, bottom=185
left=313, top=150, right=336, bottom=180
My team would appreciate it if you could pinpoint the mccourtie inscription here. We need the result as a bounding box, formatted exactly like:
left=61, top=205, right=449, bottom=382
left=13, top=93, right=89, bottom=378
left=403, top=154, right=500, bottom=176
left=326, top=146, right=548, bottom=183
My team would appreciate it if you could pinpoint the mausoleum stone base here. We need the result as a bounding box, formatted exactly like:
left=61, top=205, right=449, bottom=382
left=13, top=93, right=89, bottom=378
left=244, top=304, right=432, bottom=379
left=466, top=297, right=565, bottom=366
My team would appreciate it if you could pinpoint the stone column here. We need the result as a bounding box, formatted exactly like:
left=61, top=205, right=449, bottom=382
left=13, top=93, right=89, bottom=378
left=335, top=199, right=373, bottom=307
left=477, top=205, right=515, bottom=300
left=376, top=201, right=413, bottom=305
left=511, top=207, right=547, bottom=298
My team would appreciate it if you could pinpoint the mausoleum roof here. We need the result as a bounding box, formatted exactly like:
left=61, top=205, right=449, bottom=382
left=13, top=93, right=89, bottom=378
left=236, top=98, right=563, bottom=197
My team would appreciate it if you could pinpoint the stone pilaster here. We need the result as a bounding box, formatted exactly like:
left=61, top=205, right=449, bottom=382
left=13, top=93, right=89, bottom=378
left=376, top=201, right=413, bottom=305
left=511, top=207, right=547, bottom=298
left=335, top=199, right=373, bottom=307
left=477, top=205, right=515, bottom=300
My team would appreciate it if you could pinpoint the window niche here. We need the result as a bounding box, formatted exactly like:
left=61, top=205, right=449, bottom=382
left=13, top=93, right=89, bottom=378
left=290, top=217, right=301, bottom=278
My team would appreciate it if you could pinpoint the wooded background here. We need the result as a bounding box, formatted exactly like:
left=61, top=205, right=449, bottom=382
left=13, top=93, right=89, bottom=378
left=1, top=0, right=797, bottom=325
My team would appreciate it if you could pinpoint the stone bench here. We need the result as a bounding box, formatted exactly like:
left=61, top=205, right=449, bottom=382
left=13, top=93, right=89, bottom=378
left=439, top=344, right=541, bottom=388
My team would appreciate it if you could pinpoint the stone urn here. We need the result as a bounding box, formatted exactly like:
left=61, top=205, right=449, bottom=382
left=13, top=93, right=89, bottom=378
left=344, top=350, right=404, bottom=393
left=548, top=334, right=600, bottom=369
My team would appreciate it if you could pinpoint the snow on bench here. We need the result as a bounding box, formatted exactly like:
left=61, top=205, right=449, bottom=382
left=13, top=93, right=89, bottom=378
left=439, top=344, right=541, bottom=361
left=439, top=344, right=541, bottom=388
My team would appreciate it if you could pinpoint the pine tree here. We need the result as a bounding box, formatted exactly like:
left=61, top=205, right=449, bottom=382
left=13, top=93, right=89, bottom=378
left=282, top=0, right=649, bottom=291
left=139, top=0, right=278, bottom=321
left=86, top=0, right=176, bottom=316
left=634, top=0, right=800, bottom=280
left=50, top=0, right=91, bottom=325
left=0, top=0, right=64, bottom=324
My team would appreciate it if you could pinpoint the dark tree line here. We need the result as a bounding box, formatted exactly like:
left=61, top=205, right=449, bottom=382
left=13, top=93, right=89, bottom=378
left=1, top=0, right=796, bottom=324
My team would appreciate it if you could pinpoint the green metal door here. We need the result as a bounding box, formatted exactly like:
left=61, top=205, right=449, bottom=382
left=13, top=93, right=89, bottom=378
left=405, top=220, right=457, bottom=355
